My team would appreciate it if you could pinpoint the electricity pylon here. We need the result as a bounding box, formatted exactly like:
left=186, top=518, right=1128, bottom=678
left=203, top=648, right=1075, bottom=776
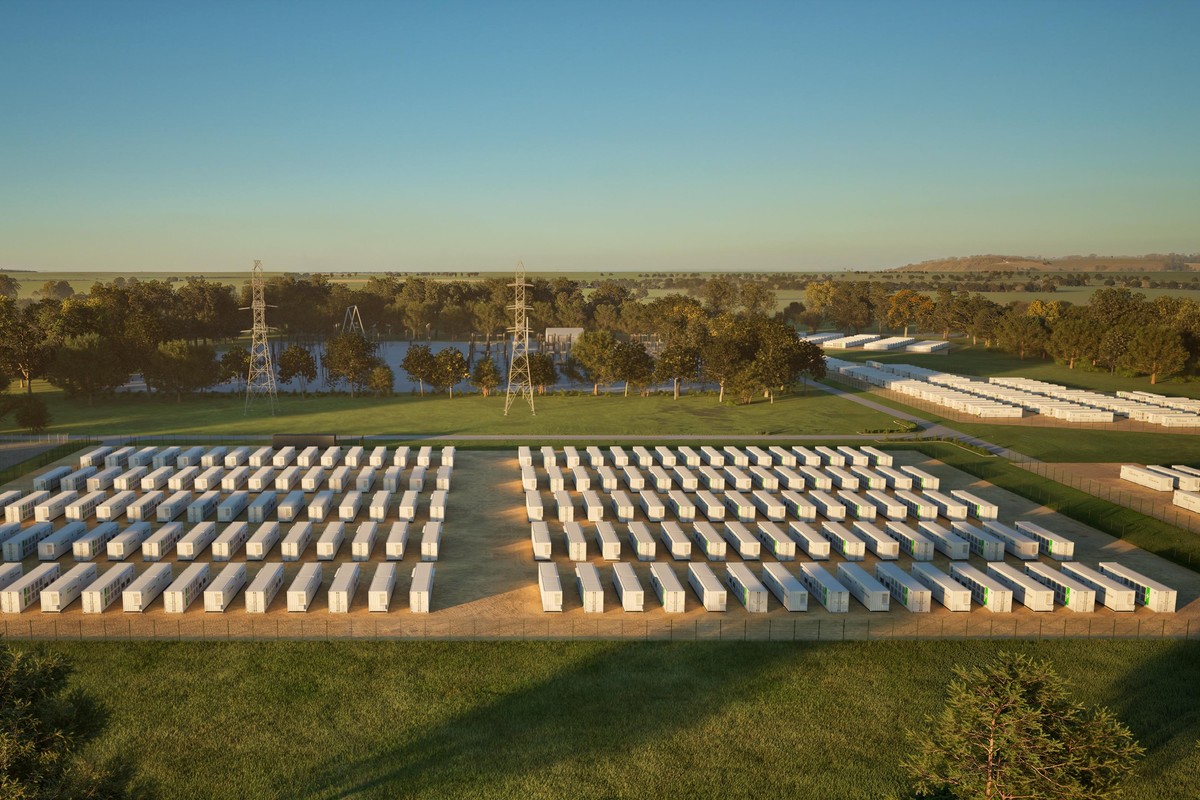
left=504, top=260, right=535, bottom=416
left=342, top=305, right=365, bottom=336
left=243, top=259, right=278, bottom=414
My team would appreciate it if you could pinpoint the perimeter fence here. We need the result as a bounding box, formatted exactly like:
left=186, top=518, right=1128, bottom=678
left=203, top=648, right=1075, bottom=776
left=3, top=614, right=1196, bottom=643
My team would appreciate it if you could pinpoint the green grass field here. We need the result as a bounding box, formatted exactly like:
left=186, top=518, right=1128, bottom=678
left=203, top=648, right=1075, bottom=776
left=15, top=640, right=1196, bottom=800
left=0, top=382, right=897, bottom=437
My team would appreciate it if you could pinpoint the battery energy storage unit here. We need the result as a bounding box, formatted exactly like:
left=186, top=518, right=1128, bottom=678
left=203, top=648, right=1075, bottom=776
left=538, top=562, right=563, bottom=612
left=761, top=563, right=807, bottom=611
left=245, top=563, right=285, bottom=613
left=875, top=563, right=931, bottom=613
left=367, top=563, right=397, bottom=612
left=648, top=562, right=686, bottom=612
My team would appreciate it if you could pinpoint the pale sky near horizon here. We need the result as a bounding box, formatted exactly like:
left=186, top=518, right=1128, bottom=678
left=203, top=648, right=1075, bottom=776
left=1, top=1, right=1197, bottom=274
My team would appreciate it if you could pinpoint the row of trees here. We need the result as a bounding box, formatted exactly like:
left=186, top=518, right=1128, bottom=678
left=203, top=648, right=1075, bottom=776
left=0, top=273, right=831, bottom=404
left=8, top=270, right=1197, bottom=403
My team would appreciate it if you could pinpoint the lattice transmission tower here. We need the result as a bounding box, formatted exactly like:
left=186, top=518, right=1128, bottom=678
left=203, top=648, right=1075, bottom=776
left=342, top=305, right=365, bottom=336
left=243, top=259, right=278, bottom=414
left=504, top=260, right=535, bottom=416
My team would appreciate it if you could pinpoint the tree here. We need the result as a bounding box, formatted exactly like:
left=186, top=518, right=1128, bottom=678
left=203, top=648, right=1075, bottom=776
left=1088, top=287, right=1148, bottom=329
left=0, top=273, right=18, bottom=298
left=8, top=394, right=51, bottom=433
left=176, top=278, right=240, bottom=341
left=401, top=343, right=436, bottom=396
left=1123, top=325, right=1188, bottom=384
left=1097, top=325, right=1136, bottom=374
left=700, top=313, right=754, bottom=404
left=142, top=339, right=220, bottom=401
left=994, top=311, right=1048, bottom=360
left=277, top=344, right=317, bottom=395
left=45, top=334, right=131, bottom=404
left=738, top=282, right=776, bottom=317
left=0, top=300, right=53, bottom=393
left=528, top=352, right=558, bottom=395
left=1026, top=299, right=1066, bottom=324
left=219, top=346, right=251, bottom=389
left=829, top=282, right=874, bottom=333
left=1047, top=317, right=1100, bottom=369
left=964, top=297, right=1003, bottom=346
left=696, top=277, right=739, bottom=315
left=368, top=364, right=394, bottom=396
left=323, top=332, right=378, bottom=397
left=470, top=354, right=501, bottom=397
left=571, top=330, right=617, bottom=395
left=39, top=279, right=75, bottom=301
left=0, top=640, right=143, bottom=799
left=804, top=280, right=836, bottom=325
left=904, top=652, right=1142, bottom=800
left=650, top=296, right=707, bottom=399
left=745, top=319, right=824, bottom=403
left=432, top=347, right=468, bottom=397
left=609, top=340, right=654, bottom=397
left=887, top=289, right=933, bottom=336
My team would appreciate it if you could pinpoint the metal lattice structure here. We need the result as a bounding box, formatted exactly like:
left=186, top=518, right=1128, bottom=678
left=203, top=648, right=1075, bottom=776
left=342, top=305, right=365, bottom=336
left=243, top=259, right=278, bottom=414
left=504, top=261, right=535, bottom=416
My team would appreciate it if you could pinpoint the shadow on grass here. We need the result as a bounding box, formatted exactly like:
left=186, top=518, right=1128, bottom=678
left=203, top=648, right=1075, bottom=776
left=1110, top=641, right=1200, bottom=786
left=306, top=641, right=797, bottom=799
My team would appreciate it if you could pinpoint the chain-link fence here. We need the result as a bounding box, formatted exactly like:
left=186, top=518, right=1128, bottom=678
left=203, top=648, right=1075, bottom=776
left=1014, top=460, right=1200, bottom=543
left=4, top=614, right=1195, bottom=642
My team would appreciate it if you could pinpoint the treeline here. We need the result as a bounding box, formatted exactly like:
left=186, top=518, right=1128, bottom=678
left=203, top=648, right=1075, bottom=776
left=0, top=275, right=828, bottom=415
left=330, top=295, right=829, bottom=406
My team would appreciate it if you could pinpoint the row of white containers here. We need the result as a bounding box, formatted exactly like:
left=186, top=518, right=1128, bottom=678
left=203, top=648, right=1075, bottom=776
left=810, top=333, right=948, bottom=353
left=532, top=557, right=1175, bottom=615
left=0, top=481, right=449, bottom=535
left=519, top=444, right=895, bottom=471
left=0, top=560, right=436, bottom=614
left=528, top=517, right=1077, bottom=565
left=832, top=357, right=1200, bottom=427
left=1121, top=464, right=1200, bottom=493
left=1, top=518, right=444, bottom=565
left=523, top=473, right=1005, bottom=531
left=19, top=461, right=449, bottom=502
left=72, top=444, right=453, bottom=474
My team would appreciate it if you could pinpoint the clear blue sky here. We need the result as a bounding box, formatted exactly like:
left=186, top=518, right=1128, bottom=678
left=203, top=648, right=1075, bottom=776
left=1, top=1, right=1197, bottom=273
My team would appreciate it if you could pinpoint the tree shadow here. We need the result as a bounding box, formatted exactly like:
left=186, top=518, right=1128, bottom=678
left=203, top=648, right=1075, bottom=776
left=303, top=642, right=798, bottom=799
left=1106, top=641, right=1200, bottom=797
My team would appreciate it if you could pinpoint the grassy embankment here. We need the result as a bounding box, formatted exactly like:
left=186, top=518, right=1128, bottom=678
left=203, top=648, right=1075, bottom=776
left=12, top=639, right=1195, bottom=800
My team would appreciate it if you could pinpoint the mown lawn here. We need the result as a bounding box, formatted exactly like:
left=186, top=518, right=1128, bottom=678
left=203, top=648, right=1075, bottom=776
left=19, top=640, right=1198, bottom=800
left=0, top=382, right=896, bottom=437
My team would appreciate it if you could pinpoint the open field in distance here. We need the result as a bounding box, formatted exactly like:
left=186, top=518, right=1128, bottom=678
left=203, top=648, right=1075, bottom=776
left=8, top=269, right=1200, bottom=307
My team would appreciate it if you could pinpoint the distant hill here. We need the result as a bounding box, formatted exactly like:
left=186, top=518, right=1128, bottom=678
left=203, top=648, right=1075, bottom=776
left=889, top=254, right=1195, bottom=273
